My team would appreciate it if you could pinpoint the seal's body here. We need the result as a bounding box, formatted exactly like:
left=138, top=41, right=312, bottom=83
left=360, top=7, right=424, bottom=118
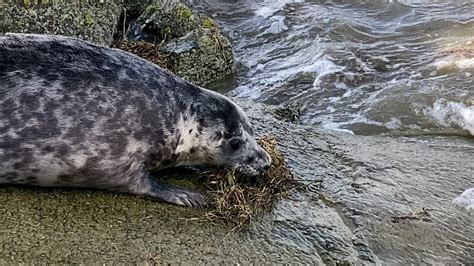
left=0, top=33, right=271, bottom=207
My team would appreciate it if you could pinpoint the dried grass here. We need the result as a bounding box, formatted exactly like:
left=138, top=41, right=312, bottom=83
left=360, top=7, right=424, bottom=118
left=113, top=39, right=170, bottom=70
left=200, top=136, right=299, bottom=230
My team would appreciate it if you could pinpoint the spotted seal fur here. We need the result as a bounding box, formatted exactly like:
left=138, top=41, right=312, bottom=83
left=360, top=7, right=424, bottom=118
left=0, top=33, right=271, bottom=207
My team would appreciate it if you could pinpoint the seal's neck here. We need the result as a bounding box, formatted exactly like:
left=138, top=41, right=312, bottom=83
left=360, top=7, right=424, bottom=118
left=172, top=114, right=209, bottom=167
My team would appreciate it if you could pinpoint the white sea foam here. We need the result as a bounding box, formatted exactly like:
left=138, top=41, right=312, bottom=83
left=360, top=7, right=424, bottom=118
left=312, top=58, right=344, bottom=89
left=453, top=188, right=474, bottom=211
left=320, top=122, right=355, bottom=135
left=425, top=99, right=474, bottom=135
left=237, top=53, right=337, bottom=98
left=254, top=6, right=279, bottom=19
left=263, top=15, right=288, bottom=35
left=319, top=114, right=384, bottom=135
left=228, top=0, right=473, bottom=137
left=254, top=0, right=304, bottom=18
left=433, top=57, right=474, bottom=70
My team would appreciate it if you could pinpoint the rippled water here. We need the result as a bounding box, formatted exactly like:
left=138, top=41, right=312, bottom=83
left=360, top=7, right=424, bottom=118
left=188, top=0, right=474, bottom=136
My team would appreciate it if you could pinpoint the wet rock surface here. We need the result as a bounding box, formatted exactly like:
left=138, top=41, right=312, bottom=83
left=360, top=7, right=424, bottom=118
left=0, top=186, right=321, bottom=264
left=238, top=99, right=474, bottom=264
left=0, top=2, right=121, bottom=46
left=271, top=102, right=302, bottom=123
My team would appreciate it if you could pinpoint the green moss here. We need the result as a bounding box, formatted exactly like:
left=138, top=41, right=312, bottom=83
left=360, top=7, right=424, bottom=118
left=176, top=6, right=193, bottom=20
left=85, top=13, right=94, bottom=26
left=143, top=4, right=160, bottom=14
left=15, top=20, right=25, bottom=28
left=200, top=33, right=216, bottom=48
left=202, top=18, right=216, bottom=29
left=161, top=26, right=172, bottom=37
left=27, top=8, right=37, bottom=16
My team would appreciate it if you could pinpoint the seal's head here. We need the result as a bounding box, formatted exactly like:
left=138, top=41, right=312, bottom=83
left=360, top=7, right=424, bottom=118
left=176, top=90, right=272, bottom=176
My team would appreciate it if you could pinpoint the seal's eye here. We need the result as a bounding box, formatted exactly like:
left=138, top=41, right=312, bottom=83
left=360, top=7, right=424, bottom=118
left=228, top=139, right=241, bottom=151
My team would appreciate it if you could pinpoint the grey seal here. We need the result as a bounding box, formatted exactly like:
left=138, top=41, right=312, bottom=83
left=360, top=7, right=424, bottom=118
left=0, top=33, right=271, bottom=207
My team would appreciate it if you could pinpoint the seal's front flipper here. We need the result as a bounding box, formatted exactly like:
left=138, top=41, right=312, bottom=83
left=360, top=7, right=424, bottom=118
left=153, top=181, right=208, bottom=208
left=137, top=175, right=208, bottom=208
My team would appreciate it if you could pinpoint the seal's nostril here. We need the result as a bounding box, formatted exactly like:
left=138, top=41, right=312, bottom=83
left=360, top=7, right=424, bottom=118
left=263, top=164, right=270, bottom=171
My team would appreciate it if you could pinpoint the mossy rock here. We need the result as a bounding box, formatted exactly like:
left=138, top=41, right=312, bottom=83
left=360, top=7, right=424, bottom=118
left=122, top=0, right=161, bottom=17
left=127, top=0, right=212, bottom=43
left=162, top=28, right=234, bottom=87
left=0, top=2, right=122, bottom=46
left=126, top=0, right=234, bottom=86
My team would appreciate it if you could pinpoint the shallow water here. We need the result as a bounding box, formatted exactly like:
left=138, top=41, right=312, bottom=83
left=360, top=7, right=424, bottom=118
left=189, top=0, right=474, bottom=136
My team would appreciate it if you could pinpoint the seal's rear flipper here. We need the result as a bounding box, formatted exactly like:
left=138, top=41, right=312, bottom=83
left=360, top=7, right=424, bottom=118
left=136, top=175, right=208, bottom=208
